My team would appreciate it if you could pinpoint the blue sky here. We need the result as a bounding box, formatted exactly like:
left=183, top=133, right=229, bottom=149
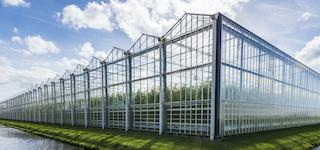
left=1, top=0, right=320, bottom=100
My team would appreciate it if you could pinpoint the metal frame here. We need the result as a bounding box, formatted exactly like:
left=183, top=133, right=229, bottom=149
left=1, top=13, right=320, bottom=141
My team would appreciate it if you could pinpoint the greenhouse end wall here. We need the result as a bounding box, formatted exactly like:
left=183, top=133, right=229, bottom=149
left=219, top=15, right=320, bottom=137
left=1, top=13, right=320, bottom=140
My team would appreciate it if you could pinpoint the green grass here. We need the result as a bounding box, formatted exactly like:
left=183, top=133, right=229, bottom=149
left=1, top=120, right=320, bottom=150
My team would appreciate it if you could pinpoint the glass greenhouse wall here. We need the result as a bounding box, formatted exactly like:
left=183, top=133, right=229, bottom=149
left=1, top=13, right=320, bottom=140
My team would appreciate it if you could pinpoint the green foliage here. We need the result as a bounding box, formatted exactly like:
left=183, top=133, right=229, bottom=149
left=134, top=88, right=160, bottom=104
left=109, top=93, right=125, bottom=106
left=32, top=81, right=269, bottom=110
left=168, top=82, right=212, bottom=102
left=27, top=81, right=214, bottom=111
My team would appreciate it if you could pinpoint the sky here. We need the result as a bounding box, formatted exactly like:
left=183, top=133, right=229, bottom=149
left=1, top=0, right=320, bottom=101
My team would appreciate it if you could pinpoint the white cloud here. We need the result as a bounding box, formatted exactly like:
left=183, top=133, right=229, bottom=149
left=0, top=56, right=57, bottom=100
left=0, top=56, right=56, bottom=84
left=295, top=35, right=320, bottom=69
left=79, top=42, right=95, bottom=59
left=111, top=0, right=248, bottom=39
left=0, top=56, right=13, bottom=84
left=12, top=27, right=19, bottom=33
left=299, top=12, right=312, bottom=21
left=78, top=41, right=108, bottom=60
left=24, top=35, right=60, bottom=54
left=11, top=36, right=23, bottom=45
left=9, top=35, right=59, bottom=55
left=58, top=1, right=114, bottom=32
left=20, top=49, right=32, bottom=56
left=58, top=0, right=249, bottom=40
left=0, top=56, right=10, bottom=66
left=2, top=0, right=30, bottom=7
left=57, top=57, right=88, bottom=71
left=94, top=50, right=108, bottom=60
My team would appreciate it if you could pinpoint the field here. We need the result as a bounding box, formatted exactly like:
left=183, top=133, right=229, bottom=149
left=1, top=120, right=320, bottom=150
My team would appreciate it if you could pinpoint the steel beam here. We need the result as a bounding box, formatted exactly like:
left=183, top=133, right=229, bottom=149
left=84, top=68, right=90, bottom=128
left=60, top=78, right=65, bottom=125
left=71, top=74, right=76, bottom=126
left=101, top=61, right=107, bottom=129
left=159, top=37, right=167, bottom=135
left=210, top=13, right=222, bottom=140
left=51, top=82, right=56, bottom=124
left=124, top=52, right=132, bottom=131
left=44, top=85, right=48, bottom=123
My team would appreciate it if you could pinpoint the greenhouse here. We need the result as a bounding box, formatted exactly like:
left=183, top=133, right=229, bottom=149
left=1, top=13, right=320, bottom=140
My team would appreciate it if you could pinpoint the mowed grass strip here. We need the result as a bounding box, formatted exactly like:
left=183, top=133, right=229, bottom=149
left=1, top=120, right=320, bottom=150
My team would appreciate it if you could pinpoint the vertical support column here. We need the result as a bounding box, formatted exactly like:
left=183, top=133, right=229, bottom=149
left=12, top=99, right=14, bottom=120
left=11, top=97, right=16, bottom=120
left=25, top=93, right=27, bottom=121
left=22, top=94, right=25, bottom=121
left=7, top=100, right=10, bottom=120
left=101, top=61, right=107, bottom=129
left=124, top=51, right=132, bottom=131
left=19, top=96, right=21, bottom=120
left=9, top=100, right=11, bottom=120
left=14, top=97, right=16, bottom=120
left=14, top=98, right=16, bottom=120
left=257, top=46, right=263, bottom=129
left=215, top=13, right=223, bottom=139
left=11, top=99, right=13, bottom=120
left=239, top=33, right=244, bottom=132
left=13, top=98, right=16, bottom=120
left=15, top=98, right=17, bottom=120
left=24, top=93, right=27, bottom=121
left=20, top=95, right=22, bottom=121
left=38, top=87, right=42, bottom=123
left=84, top=68, right=90, bottom=128
left=210, top=13, right=222, bottom=140
left=15, top=96, right=17, bottom=121
left=105, top=63, right=109, bottom=128
left=21, top=95, right=23, bottom=121
left=29, top=91, right=32, bottom=122
left=18, top=96, right=20, bottom=120
left=41, top=85, right=47, bottom=123
left=19, top=95, right=21, bottom=121
left=30, top=91, right=32, bottom=122
left=27, top=92, right=30, bottom=121
left=17, top=97, right=19, bottom=120
left=6, top=101, right=8, bottom=120
left=23, top=94, right=26, bottom=121
left=33, top=89, right=37, bottom=123
left=159, top=37, right=167, bottom=135
left=10, top=100, right=12, bottom=120
left=26, top=93, right=28, bottom=121
left=8, top=100, right=11, bottom=120
left=51, top=82, right=56, bottom=124
left=17, top=96, right=19, bottom=120
left=44, top=85, right=48, bottom=123
left=60, top=78, right=65, bottom=125
left=31, top=91, right=34, bottom=122
left=70, top=74, right=76, bottom=126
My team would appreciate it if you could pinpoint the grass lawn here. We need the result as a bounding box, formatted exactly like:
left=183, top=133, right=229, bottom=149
left=0, top=120, right=320, bottom=150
